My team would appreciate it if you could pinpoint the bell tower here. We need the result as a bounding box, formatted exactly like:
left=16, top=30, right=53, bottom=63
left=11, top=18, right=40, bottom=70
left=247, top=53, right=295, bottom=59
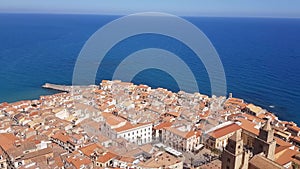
left=253, top=118, right=276, bottom=160
left=221, top=129, right=249, bottom=169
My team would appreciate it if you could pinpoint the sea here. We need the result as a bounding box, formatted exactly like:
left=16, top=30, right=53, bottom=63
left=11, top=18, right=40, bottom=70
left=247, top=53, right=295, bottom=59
left=0, top=14, right=299, bottom=124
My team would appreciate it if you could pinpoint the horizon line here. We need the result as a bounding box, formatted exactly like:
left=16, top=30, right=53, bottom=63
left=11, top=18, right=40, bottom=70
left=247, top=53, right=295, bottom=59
left=1, top=11, right=300, bottom=19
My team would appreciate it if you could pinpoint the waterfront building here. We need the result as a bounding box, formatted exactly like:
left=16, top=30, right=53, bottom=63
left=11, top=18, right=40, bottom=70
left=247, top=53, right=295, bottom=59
left=243, top=104, right=265, bottom=117
left=287, top=124, right=300, bottom=137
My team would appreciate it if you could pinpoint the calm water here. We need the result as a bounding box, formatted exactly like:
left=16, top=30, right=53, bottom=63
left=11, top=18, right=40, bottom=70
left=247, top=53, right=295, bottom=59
left=0, top=14, right=299, bottom=123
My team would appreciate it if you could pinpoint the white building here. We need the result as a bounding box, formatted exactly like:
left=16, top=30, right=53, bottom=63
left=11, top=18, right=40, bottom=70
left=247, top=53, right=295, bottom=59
left=101, top=112, right=152, bottom=145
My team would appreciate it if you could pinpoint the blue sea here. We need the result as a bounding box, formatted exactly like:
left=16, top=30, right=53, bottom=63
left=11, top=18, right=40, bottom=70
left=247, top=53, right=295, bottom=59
left=0, top=14, right=299, bottom=124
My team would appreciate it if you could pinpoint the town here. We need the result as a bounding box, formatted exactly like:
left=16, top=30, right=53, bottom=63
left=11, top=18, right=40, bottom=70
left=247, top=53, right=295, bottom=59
left=0, top=80, right=300, bottom=169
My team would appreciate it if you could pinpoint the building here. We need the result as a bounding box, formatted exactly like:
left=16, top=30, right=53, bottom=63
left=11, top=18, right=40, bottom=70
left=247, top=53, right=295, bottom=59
left=0, top=133, right=19, bottom=169
left=100, top=113, right=152, bottom=145
left=79, top=143, right=117, bottom=168
left=275, top=148, right=300, bottom=168
left=221, top=130, right=249, bottom=169
left=286, top=125, right=300, bottom=137
left=248, top=154, right=283, bottom=169
left=162, top=126, right=201, bottom=152
left=235, top=118, right=259, bottom=149
left=253, top=119, right=276, bottom=160
left=137, top=151, right=183, bottom=169
left=152, top=121, right=172, bottom=142
left=243, top=104, right=265, bottom=116
left=221, top=118, right=281, bottom=169
left=207, top=123, right=242, bottom=150
left=50, top=132, right=76, bottom=153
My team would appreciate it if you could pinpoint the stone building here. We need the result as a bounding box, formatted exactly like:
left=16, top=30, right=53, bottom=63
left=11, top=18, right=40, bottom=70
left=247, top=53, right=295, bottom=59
left=221, top=118, right=278, bottom=169
left=253, top=119, right=276, bottom=160
left=221, top=130, right=249, bottom=169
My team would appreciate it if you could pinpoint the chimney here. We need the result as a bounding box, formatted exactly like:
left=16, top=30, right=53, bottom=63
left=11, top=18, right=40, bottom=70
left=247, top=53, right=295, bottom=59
left=14, top=140, right=21, bottom=147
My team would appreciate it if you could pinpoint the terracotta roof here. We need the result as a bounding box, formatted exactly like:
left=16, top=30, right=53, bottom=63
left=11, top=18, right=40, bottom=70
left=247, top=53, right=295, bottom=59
left=54, top=156, right=64, bottom=168
left=117, top=156, right=135, bottom=163
left=102, top=112, right=126, bottom=126
left=165, top=112, right=180, bottom=117
left=153, top=122, right=172, bottom=130
left=0, top=133, right=19, bottom=151
left=275, top=146, right=290, bottom=155
left=236, top=118, right=259, bottom=136
left=139, top=152, right=181, bottom=168
left=287, top=125, right=300, bottom=132
left=242, top=113, right=265, bottom=123
left=114, top=122, right=151, bottom=133
left=66, top=156, right=92, bottom=169
left=291, top=136, right=300, bottom=144
left=250, top=154, right=283, bottom=169
left=275, top=137, right=292, bottom=147
left=22, top=147, right=53, bottom=160
left=164, top=127, right=198, bottom=139
left=275, top=148, right=299, bottom=165
left=209, top=123, right=241, bottom=139
left=227, top=98, right=244, bottom=103
left=51, top=132, right=72, bottom=144
left=79, top=143, right=105, bottom=156
left=97, top=152, right=117, bottom=163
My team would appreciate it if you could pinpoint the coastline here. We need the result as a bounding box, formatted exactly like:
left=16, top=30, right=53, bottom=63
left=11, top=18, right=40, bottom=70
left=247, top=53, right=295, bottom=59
left=39, top=82, right=295, bottom=125
left=0, top=82, right=295, bottom=126
left=1, top=80, right=300, bottom=168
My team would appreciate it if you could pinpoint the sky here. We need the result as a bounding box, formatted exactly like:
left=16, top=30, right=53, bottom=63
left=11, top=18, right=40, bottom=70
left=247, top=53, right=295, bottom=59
left=0, top=0, right=300, bottom=18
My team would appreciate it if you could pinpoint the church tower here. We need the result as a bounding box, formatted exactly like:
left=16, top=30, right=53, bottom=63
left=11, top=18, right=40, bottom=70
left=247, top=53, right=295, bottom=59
left=253, top=118, right=276, bottom=160
left=221, top=129, right=249, bottom=169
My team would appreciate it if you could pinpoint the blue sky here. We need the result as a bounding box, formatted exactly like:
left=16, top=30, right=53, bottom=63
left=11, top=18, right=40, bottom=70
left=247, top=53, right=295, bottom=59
left=1, top=0, right=300, bottom=18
